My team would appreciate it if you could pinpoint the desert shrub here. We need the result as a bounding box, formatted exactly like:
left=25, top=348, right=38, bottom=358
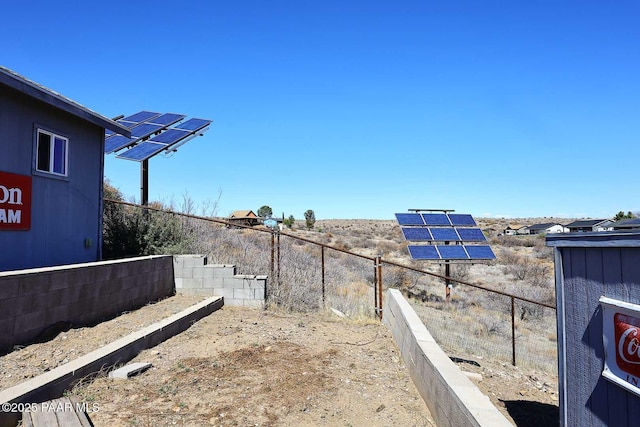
left=333, top=239, right=352, bottom=251
left=476, top=313, right=504, bottom=337
left=385, top=267, right=410, bottom=288
left=446, top=264, right=471, bottom=282
left=103, top=199, right=186, bottom=259
left=376, top=240, right=398, bottom=255
left=492, top=236, right=538, bottom=248
left=533, top=245, right=553, bottom=260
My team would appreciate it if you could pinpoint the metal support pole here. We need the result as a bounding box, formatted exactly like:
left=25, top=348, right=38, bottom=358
left=270, top=231, right=275, bottom=279
left=277, top=231, right=281, bottom=283
left=445, top=262, right=451, bottom=302
left=264, top=276, right=268, bottom=309
left=321, top=246, right=325, bottom=304
left=140, top=159, right=149, bottom=206
left=511, top=296, right=516, bottom=366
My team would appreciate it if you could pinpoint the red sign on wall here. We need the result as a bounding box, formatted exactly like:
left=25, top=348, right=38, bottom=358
left=0, top=171, right=32, bottom=231
left=601, top=297, right=640, bottom=397
left=615, top=313, right=640, bottom=378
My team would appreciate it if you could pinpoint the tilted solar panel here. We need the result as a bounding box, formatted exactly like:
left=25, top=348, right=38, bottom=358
left=448, top=214, right=477, bottom=226
left=408, top=245, right=440, bottom=260
left=105, top=135, right=135, bottom=154
left=105, top=111, right=211, bottom=161
left=395, top=213, right=424, bottom=226
left=149, top=113, right=186, bottom=126
left=401, top=227, right=432, bottom=241
left=422, top=213, right=451, bottom=226
left=131, top=123, right=163, bottom=138
left=437, top=245, right=468, bottom=260
left=456, top=228, right=486, bottom=242
left=430, top=228, right=460, bottom=241
left=122, top=111, right=161, bottom=123
left=149, top=129, right=191, bottom=145
left=465, top=245, right=496, bottom=260
left=175, top=118, right=212, bottom=131
left=116, top=142, right=166, bottom=161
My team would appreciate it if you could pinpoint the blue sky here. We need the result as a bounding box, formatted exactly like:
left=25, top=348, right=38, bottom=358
left=3, top=1, right=638, bottom=219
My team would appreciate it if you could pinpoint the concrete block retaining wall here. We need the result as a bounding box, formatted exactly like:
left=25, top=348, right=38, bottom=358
left=0, top=296, right=223, bottom=427
left=173, top=255, right=266, bottom=307
left=383, top=288, right=512, bottom=427
left=0, top=256, right=174, bottom=352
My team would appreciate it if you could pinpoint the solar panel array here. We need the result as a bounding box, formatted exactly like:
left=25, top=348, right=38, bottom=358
left=396, top=211, right=496, bottom=261
left=104, top=111, right=212, bottom=162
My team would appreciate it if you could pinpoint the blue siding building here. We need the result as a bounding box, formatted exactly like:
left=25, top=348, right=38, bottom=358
left=547, top=232, right=640, bottom=427
left=0, top=67, right=129, bottom=271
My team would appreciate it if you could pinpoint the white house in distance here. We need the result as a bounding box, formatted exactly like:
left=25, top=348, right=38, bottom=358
left=503, top=224, right=524, bottom=236
left=565, top=219, right=613, bottom=233
left=527, top=223, right=569, bottom=235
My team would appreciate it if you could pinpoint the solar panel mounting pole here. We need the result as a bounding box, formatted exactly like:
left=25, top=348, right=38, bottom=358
left=141, top=160, right=149, bottom=206
left=409, top=208, right=455, bottom=302
left=445, top=261, right=451, bottom=302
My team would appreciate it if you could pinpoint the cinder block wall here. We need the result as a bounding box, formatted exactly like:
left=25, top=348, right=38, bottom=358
left=173, top=255, right=266, bottom=307
left=0, top=256, right=174, bottom=351
left=383, top=288, right=512, bottom=427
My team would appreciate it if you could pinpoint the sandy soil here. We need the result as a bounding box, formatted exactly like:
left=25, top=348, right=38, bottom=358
left=1, top=294, right=558, bottom=426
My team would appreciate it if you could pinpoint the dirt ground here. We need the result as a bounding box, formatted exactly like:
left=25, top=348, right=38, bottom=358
left=1, top=294, right=558, bottom=426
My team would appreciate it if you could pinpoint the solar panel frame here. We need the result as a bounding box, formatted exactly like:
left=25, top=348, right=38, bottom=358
left=430, top=227, right=460, bottom=241
left=401, top=227, right=433, bottom=241
left=448, top=214, right=477, bottom=226
left=408, top=245, right=440, bottom=260
left=465, top=245, right=496, bottom=260
left=436, top=245, right=469, bottom=260
left=422, top=213, right=451, bottom=226
left=456, top=228, right=486, bottom=242
left=395, top=213, right=424, bottom=226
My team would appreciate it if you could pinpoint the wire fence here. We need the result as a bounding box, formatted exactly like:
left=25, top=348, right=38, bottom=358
left=104, top=199, right=557, bottom=370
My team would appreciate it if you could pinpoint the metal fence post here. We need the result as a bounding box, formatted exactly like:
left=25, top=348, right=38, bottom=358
left=277, top=231, right=281, bottom=283
left=373, top=257, right=378, bottom=316
left=511, top=296, right=516, bottom=366
left=321, top=246, right=325, bottom=304
left=376, top=256, right=383, bottom=320
left=270, top=231, right=275, bottom=279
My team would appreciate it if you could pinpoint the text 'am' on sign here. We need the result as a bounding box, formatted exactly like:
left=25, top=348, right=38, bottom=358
left=0, top=171, right=32, bottom=231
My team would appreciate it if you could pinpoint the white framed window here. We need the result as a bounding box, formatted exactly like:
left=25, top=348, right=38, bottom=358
left=36, top=129, right=68, bottom=176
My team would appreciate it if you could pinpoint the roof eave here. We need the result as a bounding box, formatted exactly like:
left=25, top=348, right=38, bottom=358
left=0, top=67, right=131, bottom=138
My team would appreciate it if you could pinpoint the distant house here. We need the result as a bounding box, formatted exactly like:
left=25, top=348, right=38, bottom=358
left=609, top=217, right=640, bottom=231
left=565, top=219, right=613, bottom=233
left=516, top=226, right=530, bottom=235
left=503, top=225, right=523, bottom=236
left=227, top=210, right=261, bottom=227
left=527, top=223, right=569, bottom=235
